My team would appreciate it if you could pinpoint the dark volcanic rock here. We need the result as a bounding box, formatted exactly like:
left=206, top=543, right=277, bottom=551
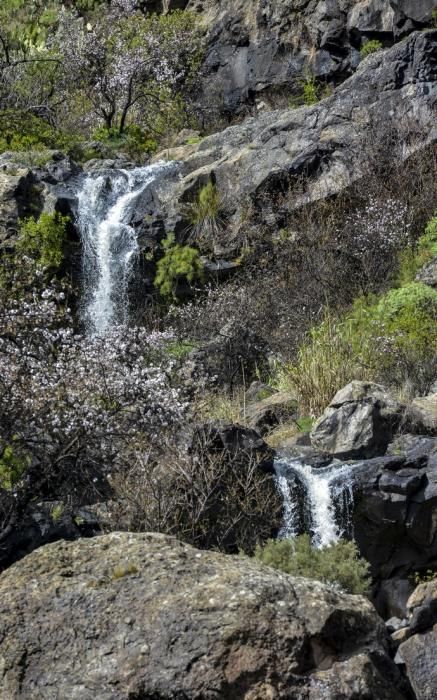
left=350, top=439, right=437, bottom=615
left=0, top=532, right=412, bottom=699
left=158, top=30, right=437, bottom=241
left=186, top=0, right=433, bottom=114
left=398, top=580, right=437, bottom=700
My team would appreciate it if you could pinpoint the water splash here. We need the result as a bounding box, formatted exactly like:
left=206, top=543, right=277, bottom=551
left=76, top=162, right=175, bottom=334
left=274, top=457, right=354, bottom=548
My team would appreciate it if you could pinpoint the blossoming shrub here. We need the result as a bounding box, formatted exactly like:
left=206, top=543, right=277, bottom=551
left=0, top=267, right=189, bottom=528
left=255, top=535, right=371, bottom=595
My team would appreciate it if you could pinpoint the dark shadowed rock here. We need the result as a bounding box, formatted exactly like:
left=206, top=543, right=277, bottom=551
left=192, top=420, right=275, bottom=473
left=398, top=579, right=437, bottom=699
left=0, top=532, right=412, bottom=699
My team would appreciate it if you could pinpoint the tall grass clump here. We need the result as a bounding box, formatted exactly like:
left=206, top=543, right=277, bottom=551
left=255, top=535, right=370, bottom=595
left=278, top=215, right=437, bottom=416
left=187, top=181, right=223, bottom=242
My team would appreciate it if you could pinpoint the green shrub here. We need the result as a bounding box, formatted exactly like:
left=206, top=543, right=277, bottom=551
left=396, top=213, right=437, bottom=284
left=255, top=535, right=370, bottom=595
left=360, top=40, right=383, bottom=59
left=154, top=234, right=204, bottom=299
left=92, top=124, right=158, bottom=160
left=0, top=110, right=81, bottom=155
left=17, top=212, right=69, bottom=269
left=0, top=445, right=29, bottom=490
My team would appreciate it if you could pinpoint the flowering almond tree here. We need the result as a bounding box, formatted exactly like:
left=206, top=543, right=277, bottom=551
left=55, top=4, right=203, bottom=134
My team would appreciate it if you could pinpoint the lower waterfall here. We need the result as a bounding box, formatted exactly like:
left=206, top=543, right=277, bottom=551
left=76, top=162, right=175, bottom=334
left=274, top=456, right=354, bottom=548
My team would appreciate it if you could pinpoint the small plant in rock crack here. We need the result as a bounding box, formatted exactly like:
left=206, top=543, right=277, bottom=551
left=360, top=40, right=383, bottom=59
left=186, top=181, right=224, bottom=243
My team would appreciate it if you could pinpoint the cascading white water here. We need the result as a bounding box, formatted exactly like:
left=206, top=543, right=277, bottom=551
left=76, top=162, right=175, bottom=334
left=274, top=457, right=354, bottom=548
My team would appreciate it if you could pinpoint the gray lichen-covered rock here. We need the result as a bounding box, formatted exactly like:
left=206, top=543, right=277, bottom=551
left=0, top=532, right=411, bottom=699
left=310, top=381, right=404, bottom=459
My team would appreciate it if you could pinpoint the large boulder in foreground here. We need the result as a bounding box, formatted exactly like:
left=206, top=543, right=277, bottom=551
left=310, top=381, right=404, bottom=459
left=0, top=532, right=410, bottom=700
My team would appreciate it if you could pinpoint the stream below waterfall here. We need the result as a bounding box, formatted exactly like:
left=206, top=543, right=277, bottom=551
left=274, top=456, right=354, bottom=548
left=76, top=161, right=176, bottom=334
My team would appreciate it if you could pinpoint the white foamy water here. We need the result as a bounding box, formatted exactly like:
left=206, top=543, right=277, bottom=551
left=274, top=457, right=354, bottom=548
left=76, top=162, right=175, bottom=334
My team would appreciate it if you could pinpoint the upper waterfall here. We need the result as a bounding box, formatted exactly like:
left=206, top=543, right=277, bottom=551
left=76, top=162, right=175, bottom=334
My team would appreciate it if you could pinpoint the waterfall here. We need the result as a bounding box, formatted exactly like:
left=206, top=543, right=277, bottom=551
left=274, top=457, right=354, bottom=548
left=76, top=162, right=175, bottom=334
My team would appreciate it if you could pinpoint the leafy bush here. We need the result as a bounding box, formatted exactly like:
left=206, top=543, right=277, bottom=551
left=255, top=535, right=370, bottom=595
left=360, top=40, right=383, bottom=59
left=154, top=234, right=204, bottom=299
left=92, top=124, right=158, bottom=160
left=17, top=212, right=69, bottom=269
left=0, top=445, right=29, bottom=490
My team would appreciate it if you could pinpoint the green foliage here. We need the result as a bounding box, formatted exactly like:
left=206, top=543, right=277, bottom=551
left=0, top=444, right=29, bottom=490
left=413, top=568, right=437, bottom=585
left=17, top=211, right=69, bottom=269
left=397, top=215, right=437, bottom=284
left=255, top=535, right=371, bottom=595
left=277, top=215, right=437, bottom=415
left=165, top=340, right=196, bottom=359
left=92, top=124, right=158, bottom=159
left=0, top=110, right=80, bottom=155
left=154, top=234, right=204, bottom=299
left=51, top=503, right=64, bottom=522
left=296, top=416, right=314, bottom=433
left=289, top=75, right=328, bottom=108
left=360, top=40, right=383, bottom=59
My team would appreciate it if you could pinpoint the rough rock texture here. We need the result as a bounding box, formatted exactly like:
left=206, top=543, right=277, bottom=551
left=158, top=30, right=437, bottom=239
left=350, top=436, right=437, bottom=616
left=243, top=385, right=298, bottom=436
left=0, top=532, right=411, bottom=699
left=0, top=152, right=81, bottom=248
left=398, top=580, right=437, bottom=700
left=416, top=256, right=437, bottom=287
left=411, top=392, right=437, bottom=433
left=185, top=0, right=434, bottom=113
left=310, top=381, right=404, bottom=458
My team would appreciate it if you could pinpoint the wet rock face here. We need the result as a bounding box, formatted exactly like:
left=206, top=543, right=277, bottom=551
left=0, top=532, right=411, bottom=699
